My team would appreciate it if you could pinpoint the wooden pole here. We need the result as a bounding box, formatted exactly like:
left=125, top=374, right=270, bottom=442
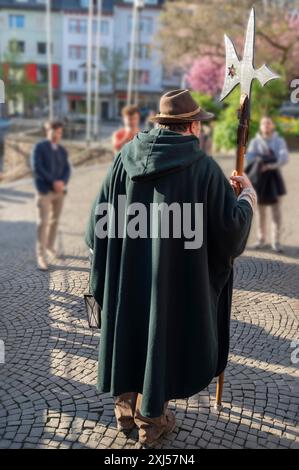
left=235, top=93, right=250, bottom=195
left=215, top=371, right=225, bottom=411
left=214, top=94, right=250, bottom=412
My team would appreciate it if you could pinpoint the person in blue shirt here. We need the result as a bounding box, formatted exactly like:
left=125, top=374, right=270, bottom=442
left=31, top=120, right=71, bottom=270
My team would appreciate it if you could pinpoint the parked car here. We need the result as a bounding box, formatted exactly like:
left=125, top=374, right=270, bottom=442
left=279, top=101, right=299, bottom=118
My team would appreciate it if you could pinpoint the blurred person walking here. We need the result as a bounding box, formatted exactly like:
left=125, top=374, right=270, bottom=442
left=246, top=117, right=288, bottom=253
left=112, top=105, right=140, bottom=154
left=86, top=90, right=256, bottom=446
left=31, top=121, right=71, bottom=271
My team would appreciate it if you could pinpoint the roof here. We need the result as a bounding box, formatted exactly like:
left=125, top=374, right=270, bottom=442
left=0, top=0, right=164, bottom=13
left=60, top=0, right=114, bottom=14
left=0, top=1, right=114, bottom=14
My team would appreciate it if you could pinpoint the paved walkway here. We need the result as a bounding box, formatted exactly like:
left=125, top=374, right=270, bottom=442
left=0, top=154, right=298, bottom=449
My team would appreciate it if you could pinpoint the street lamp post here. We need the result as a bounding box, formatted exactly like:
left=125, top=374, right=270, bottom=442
left=86, top=0, right=94, bottom=145
left=93, top=0, right=102, bottom=140
left=46, top=0, right=53, bottom=121
left=127, top=0, right=144, bottom=106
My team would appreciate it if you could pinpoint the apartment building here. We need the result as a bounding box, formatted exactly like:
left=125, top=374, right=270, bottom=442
left=0, top=0, right=181, bottom=119
left=0, top=0, right=63, bottom=115
left=61, top=0, right=115, bottom=119
left=61, top=0, right=180, bottom=118
left=113, top=0, right=165, bottom=115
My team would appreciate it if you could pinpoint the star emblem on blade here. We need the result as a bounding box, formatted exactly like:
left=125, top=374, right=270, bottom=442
left=228, top=64, right=237, bottom=78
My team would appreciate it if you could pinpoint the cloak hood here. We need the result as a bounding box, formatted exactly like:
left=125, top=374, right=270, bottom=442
left=121, top=128, right=205, bottom=181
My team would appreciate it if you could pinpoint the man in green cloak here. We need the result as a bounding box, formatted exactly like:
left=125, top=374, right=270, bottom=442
left=85, top=89, right=256, bottom=446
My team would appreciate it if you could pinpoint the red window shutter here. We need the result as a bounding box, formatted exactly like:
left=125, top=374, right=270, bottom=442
left=52, top=64, right=59, bottom=89
left=25, top=63, right=37, bottom=83
left=2, top=63, right=9, bottom=80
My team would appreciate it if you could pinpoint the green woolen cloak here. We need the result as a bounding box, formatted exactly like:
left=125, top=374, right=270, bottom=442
left=85, top=128, right=253, bottom=418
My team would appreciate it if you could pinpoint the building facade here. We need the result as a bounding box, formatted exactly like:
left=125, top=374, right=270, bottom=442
left=113, top=0, right=164, bottom=116
left=61, top=0, right=115, bottom=119
left=0, top=0, right=63, bottom=116
left=0, top=0, right=181, bottom=119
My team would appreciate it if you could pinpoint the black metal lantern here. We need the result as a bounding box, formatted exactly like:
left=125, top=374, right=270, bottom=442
left=84, top=293, right=101, bottom=329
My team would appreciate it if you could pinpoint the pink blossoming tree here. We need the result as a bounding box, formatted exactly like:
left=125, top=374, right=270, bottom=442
left=186, top=57, right=224, bottom=97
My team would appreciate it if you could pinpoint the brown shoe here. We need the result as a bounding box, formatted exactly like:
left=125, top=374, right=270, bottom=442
left=115, top=392, right=138, bottom=433
left=117, top=421, right=135, bottom=433
left=138, top=410, right=176, bottom=446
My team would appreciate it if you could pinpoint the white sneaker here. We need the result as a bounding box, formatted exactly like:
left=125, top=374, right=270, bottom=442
left=272, top=243, right=283, bottom=253
left=253, top=241, right=266, bottom=250
left=37, top=256, right=48, bottom=271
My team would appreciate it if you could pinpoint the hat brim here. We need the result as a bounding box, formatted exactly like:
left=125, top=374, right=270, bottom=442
left=149, top=110, right=215, bottom=124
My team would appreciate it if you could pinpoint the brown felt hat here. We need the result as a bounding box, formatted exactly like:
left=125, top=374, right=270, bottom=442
left=150, top=89, right=214, bottom=124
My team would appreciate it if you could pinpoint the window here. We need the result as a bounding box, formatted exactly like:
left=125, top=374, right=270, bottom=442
left=37, top=66, right=48, bottom=84
left=9, top=14, right=25, bottom=29
left=141, top=17, right=153, bottom=34
left=69, top=18, right=87, bottom=34
left=100, top=71, right=109, bottom=85
left=69, top=70, right=78, bottom=83
left=69, top=19, right=77, bottom=33
left=92, top=46, right=109, bottom=62
left=37, top=42, right=46, bottom=54
left=101, top=20, right=109, bottom=35
left=93, top=19, right=109, bottom=35
left=138, top=70, right=150, bottom=85
left=141, top=44, right=151, bottom=59
left=82, top=70, right=96, bottom=83
left=100, top=47, right=109, bottom=61
left=128, top=43, right=151, bottom=60
left=9, top=40, right=25, bottom=54
left=69, top=45, right=87, bottom=60
left=37, top=42, right=53, bottom=54
left=128, top=15, right=153, bottom=34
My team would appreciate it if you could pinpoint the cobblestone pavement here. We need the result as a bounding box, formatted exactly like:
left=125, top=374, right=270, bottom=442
left=0, top=153, right=298, bottom=449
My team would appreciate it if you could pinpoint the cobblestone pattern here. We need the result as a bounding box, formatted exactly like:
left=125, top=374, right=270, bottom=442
left=0, top=156, right=298, bottom=449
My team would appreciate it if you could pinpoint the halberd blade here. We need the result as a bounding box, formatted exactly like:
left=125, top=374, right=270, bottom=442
left=255, top=64, right=280, bottom=87
left=219, top=35, right=240, bottom=101
left=219, top=7, right=280, bottom=102
left=243, top=8, right=255, bottom=65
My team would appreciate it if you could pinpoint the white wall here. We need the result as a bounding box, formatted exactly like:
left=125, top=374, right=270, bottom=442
left=61, top=13, right=114, bottom=95
left=114, top=5, right=163, bottom=93
left=0, top=8, right=63, bottom=65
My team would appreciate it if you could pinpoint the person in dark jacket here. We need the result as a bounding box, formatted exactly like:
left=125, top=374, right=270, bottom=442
left=85, top=89, right=256, bottom=446
left=31, top=120, right=71, bottom=271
